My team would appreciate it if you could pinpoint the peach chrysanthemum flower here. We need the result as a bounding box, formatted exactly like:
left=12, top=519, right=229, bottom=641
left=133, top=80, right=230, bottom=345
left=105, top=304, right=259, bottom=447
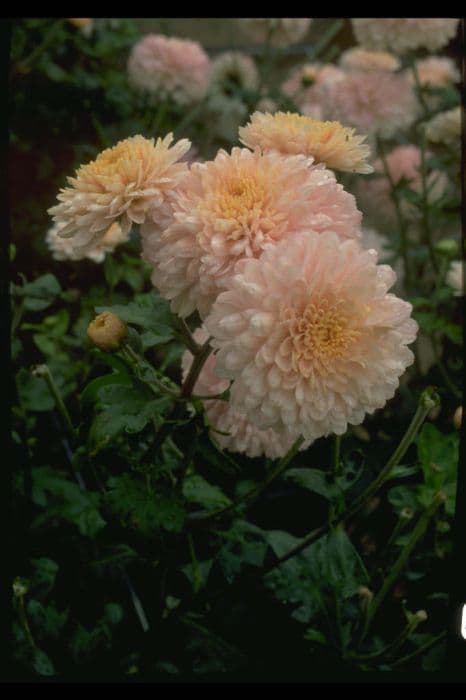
left=355, top=145, right=448, bottom=230
left=238, top=18, right=312, bottom=48
left=425, top=106, right=461, bottom=147
left=281, top=63, right=345, bottom=112
left=209, top=51, right=259, bottom=94
left=48, top=134, right=191, bottom=255
left=127, top=34, right=211, bottom=105
left=142, top=147, right=362, bottom=318
left=239, top=112, right=373, bottom=174
left=46, top=221, right=127, bottom=263
left=352, top=18, right=459, bottom=54
left=409, top=57, right=460, bottom=88
left=339, top=47, right=400, bottom=72
left=319, top=70, right=418, bottom=139
left=204, top=231, right=417, bottom=441
left=182, top=328, right=311, bottom=458
left=446, top=261, right=464, bottom=297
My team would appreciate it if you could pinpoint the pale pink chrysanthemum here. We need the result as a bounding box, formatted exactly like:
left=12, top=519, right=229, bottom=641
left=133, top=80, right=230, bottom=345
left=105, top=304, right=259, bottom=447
left=409, top=56, right=460, bottom=88
left=355, top=145, right=449, bottom=231
left=142, top=147, right=362, bottom=318
left=127, top=34, right=211, bottom=105
left=48, top=134, right=191, bottom=255
left=239, top=111, right=373, bottom=174
left=238, top=18, right=312, bottom=48
left=209, top=51, right=259, bottom=94
left=204, top=231, right=418, bottom=441
left=361, top=226, right=404, bottom=290
left=319, top=70, right=418, bottom=139
left=281, top=63, right=345, bottom=111
left=46, top=221, right=127, bottom=263
left=352, top=18, right=459, bottom=54
left=182, top=328, right=311, bottom=458
left=425, top=106, right=461, bottom=147
left=339, top=47, right=400, bottom=72
left=446, top=260, right=464, bottom=297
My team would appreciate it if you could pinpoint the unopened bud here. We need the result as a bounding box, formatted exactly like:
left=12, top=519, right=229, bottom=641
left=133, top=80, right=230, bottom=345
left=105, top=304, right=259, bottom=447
left=358, top=586, right=374, bottom=606
left=87, top=312, right=128, bottom=352
left=401, top=507, right=414, bottom=520
left=428, top=405, right=441, bottom=421
left=68, top=18, right=93, bottom=29
left=13, top=577, right=28, bottom=598
left=434, top=239, right=459, bottom=257
left=453, top=406, right=462, bottom=430
left=414, top=609, right=428, bottom=623
left=420, top=387, right=440, bottom=412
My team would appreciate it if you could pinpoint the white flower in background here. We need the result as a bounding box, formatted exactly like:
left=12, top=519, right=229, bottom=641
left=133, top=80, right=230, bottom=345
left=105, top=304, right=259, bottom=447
left=446, top=261, right=464, bottom=296
left=339, top=47, right=400, bottom=72
left=238, top=18, right=312, bottom=48
left=425, top=106, right=461, bottom=147
left=351, top=18, right=459, bottom=54
left=205, top=93, right=249, bottom=142
left=209, top=51, right=259, bottom=94
left=409, top=56, right=460, bottom=87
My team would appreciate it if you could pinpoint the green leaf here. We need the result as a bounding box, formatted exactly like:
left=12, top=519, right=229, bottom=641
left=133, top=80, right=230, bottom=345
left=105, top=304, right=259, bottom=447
left=217, top=520, right=267, bottom=581
left=32, top=467, right=106, bottom=537
left=19, top=274, right=61, bottom=311
left=183, top=474, right=231, bottom=511
left=104, top=603, right=124, bottom=625
left=181, top=559, right=214, bottom=589
left=27, top=600, right=68, bottom=638
left=417, top=423, right=459, bottom=491
left=284, top=468, right=337, bottom=499
left=33, top=648, right=55, bottom=676
left=16, top=368, right=54, bottom=412
left=304, top=628, right=328, bottom=645
left=106, top=474, right=185, bottom=533
left=80, top=372, right=132, bottom=410
left=31, top=558, right=58, bottom=596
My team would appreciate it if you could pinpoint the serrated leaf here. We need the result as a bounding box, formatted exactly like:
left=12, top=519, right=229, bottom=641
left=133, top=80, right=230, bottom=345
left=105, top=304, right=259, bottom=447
left=33, top=648, right=55, bottom=676
left=18, top=274, right=61, bottom=311
left=284, top=468, right=337, bottom=499
left=183, top=474, right=231, bottom=511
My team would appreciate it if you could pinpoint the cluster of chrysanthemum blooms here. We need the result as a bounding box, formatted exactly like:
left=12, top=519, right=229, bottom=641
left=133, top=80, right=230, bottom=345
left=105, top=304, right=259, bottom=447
left=49, top=112, right=421, bottom=459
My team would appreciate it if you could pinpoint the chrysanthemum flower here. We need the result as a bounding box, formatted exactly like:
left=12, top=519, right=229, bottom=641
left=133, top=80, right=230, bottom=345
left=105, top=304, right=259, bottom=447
left=143, top=147, right=362, bottom=318
left=425, top=106, right=461, bottom=147
left=209, top=51, right=259, bottom=94
left=319, top=70, right=418, bottom=139
left=204, top=231, right=417, bottom=440
left=361, top=226, right=403, bottom=289
left=281, top=63, right=345, bottom=112
left=339, top=47, right=400, bottom=72
left=446, top=260, right=464, bottom=296
left=352, top=18, right=459, bottom=54
left=46, top=221, right=127, bottom=263
left=238, top=18, right=312, bottom=48
left=48, top=134, right=191, bottom=255
left=127, top=34, right=211, bottom=105
left=355, top=145, right=448, bottom=230
left=239, top=112, right=373, bottom=174
left=68, top=18, right=94, bottom=36
left=182, top=328, right=310, bottom=458
left=409, top=56, right=460, bottom=87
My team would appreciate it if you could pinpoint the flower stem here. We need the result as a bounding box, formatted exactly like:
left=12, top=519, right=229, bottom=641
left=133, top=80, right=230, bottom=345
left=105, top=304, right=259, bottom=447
left=33, top=364, right=76, bottom=439
left=174, top=317, right=201, bottom=355
left=16, top=19, right=65, bottom=72
left=419, top=127, right=439, bottom=277
left=332, top=433, right=342, bottom=477
left=376, top=135, right=412, bottom=292
left=120, top=344, right=179, bottom=398
left=264, top=388, right=439, bottom=573
left=188, top=435, right=305, bottom=522
left=360, top=491, right=444, bottom=642
left=181, top=339, right=213, bottom=399
left=390, top=630, right=446, bottom=668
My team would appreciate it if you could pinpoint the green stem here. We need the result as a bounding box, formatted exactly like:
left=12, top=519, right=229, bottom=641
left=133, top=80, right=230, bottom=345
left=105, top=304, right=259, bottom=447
left=352, top=617, right=421, bottom=663
left=360, top=492, right=444, bottom=641
left=35, top=365, right=76, bottom=438
left=16, top=595, right=37, bottom=652
left=120, top=344, right=179, bottom=398
left=376, top=135, right=412, bottom=292
left=391, top=630, right=446, bottom=668
left=308, top=19, right=343, bottom=61
left=410, top=60, right=430, bottom=116
left=264, top=388, right=439, bottom=573
left=187, top=533, right=202, bottom=593
left=181, top=339, right=213, bottom=399
left=11, top=298, right=25, bottom=338
left=189, top=435, right=305, bottom=522
left=332, top=434, right=342, bottom=477
left=174, top=318, right=201, bottom=355
left=419, top=128, right=439, bottom=277
left=16, top=19, right=65, bottom=72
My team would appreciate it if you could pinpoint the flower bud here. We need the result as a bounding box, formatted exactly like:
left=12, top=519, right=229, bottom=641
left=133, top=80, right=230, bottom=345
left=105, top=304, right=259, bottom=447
left=414, top=609, right=428, bottom=623
left=453, top=406, right=462, bottom=430
left=420, top=386, right=440, bottom=412
left=87, top=312, right=128, bottom=352
left=68, top=18, right=93, bottom=29
left=13, top=577, right=28, bottom=598
left=358, top=586, right=374, bottom=608
left=434, top=239, right=459, bottom=257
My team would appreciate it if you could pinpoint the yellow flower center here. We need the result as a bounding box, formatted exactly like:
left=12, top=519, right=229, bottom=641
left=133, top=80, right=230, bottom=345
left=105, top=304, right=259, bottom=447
left=282, top=298, right=360, bottom=375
